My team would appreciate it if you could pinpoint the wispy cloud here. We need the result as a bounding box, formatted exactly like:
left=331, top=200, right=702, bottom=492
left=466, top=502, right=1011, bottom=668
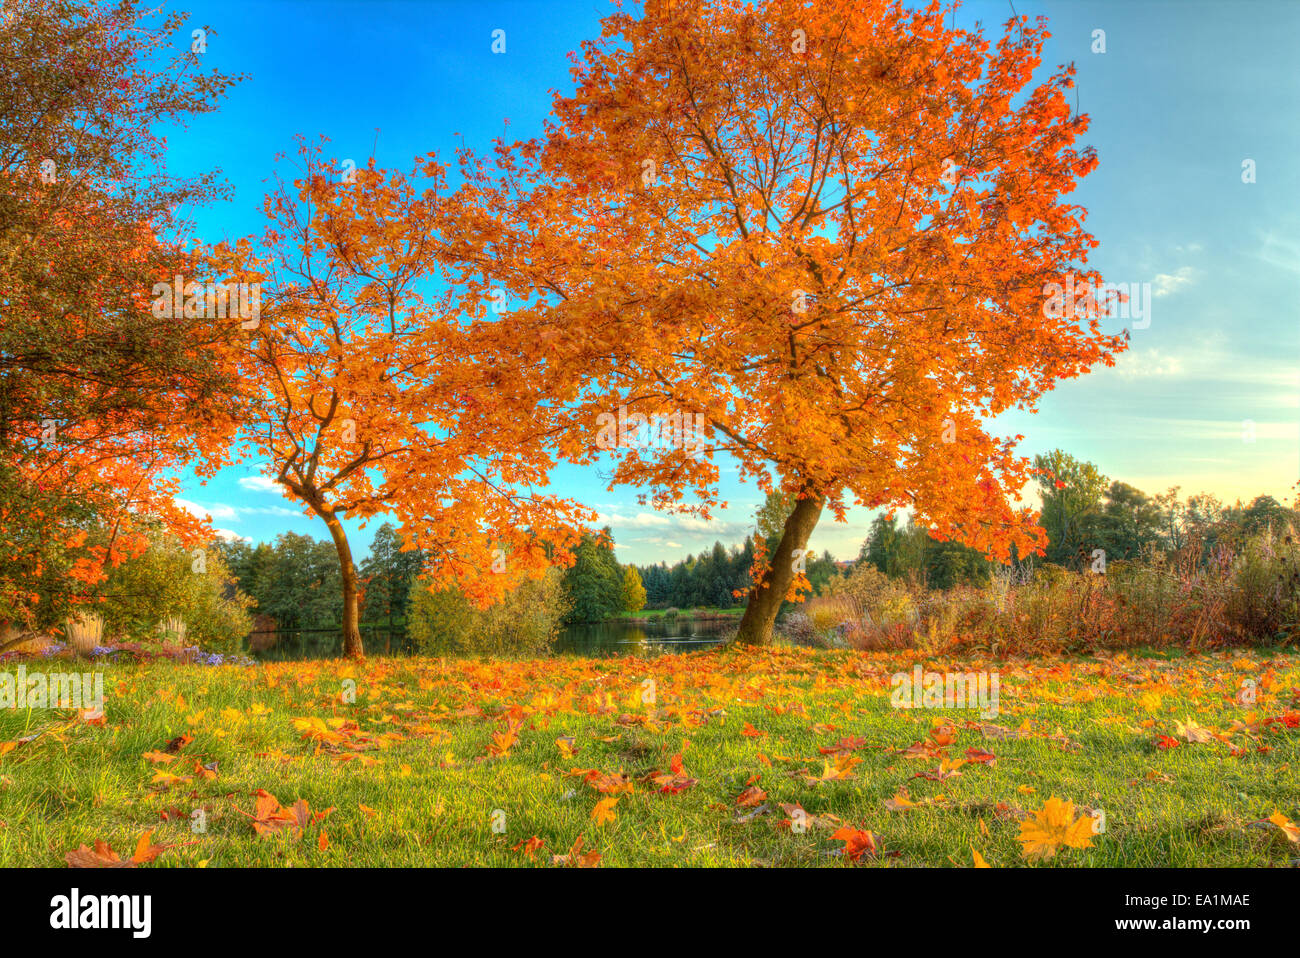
left=238, top=475, right=282, bottom=493
left=1151, top=266, right=1199, bottom=298
left=175, top=498, right=239, bottom=522
left=1256, top=230, right=1300, bottom=275
left=599, top=510, right=751, bottom=537
left=175, top=498, right=304, bottom=524
left=1121, top=418, right=1297, bottom=441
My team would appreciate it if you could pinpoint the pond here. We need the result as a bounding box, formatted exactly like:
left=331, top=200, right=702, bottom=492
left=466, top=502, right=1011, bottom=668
left=555, top=616, right=735, bottom=656
left=244, top=618, right=736, bottom=661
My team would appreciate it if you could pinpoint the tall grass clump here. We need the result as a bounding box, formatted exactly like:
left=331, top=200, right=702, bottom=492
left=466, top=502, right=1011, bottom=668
left=777, top=527, right=1299, bottom=655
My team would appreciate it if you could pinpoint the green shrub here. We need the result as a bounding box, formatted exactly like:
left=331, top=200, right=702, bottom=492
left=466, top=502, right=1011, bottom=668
left=99, top=532, right=253, bottom=651
left=408, top=567, right=570, bottom=657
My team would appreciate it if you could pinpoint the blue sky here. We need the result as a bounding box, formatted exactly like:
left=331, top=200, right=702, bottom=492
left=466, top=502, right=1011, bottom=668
left=164, top=0, right=1300, bottom=566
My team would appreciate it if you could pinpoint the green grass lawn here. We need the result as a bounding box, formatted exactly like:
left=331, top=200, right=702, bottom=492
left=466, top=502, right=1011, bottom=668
left=2, top=646, right=1298, bottom=867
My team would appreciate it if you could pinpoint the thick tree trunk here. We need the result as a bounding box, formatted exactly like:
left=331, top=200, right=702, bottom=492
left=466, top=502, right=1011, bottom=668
left=321, top=510, right=365, bottom=660
left=735, top=492, right=825, bottom=646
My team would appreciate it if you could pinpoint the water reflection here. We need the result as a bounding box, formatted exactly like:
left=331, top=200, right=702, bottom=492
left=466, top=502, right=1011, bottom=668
left=555, top=616, right=734, bottom=656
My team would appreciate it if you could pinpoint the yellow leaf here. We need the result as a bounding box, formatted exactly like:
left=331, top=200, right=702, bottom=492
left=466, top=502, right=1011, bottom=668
left=591, top=795, right=619, bottom=826
left=884, top=789, right=916, bottom=812
left=1018, top=796, right=1095, bottom=860
left=1266, top=810, right=1300, bottom=844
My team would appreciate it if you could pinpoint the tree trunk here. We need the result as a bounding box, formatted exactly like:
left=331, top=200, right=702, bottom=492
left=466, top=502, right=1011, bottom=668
left=320, top=510, right=365, bottom=660
left=735, top=492, right=825, bottom=646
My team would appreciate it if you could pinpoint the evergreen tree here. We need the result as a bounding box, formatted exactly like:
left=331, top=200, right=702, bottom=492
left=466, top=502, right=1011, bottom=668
left=561, top=529, right=624, bottom=623
left=359, top=522, right=425, bottom=625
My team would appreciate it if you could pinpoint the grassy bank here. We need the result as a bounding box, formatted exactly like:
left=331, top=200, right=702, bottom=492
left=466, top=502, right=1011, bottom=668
left=2, top=646, right=1298, bottom=867
left=617, top=606, right=745, bottom=622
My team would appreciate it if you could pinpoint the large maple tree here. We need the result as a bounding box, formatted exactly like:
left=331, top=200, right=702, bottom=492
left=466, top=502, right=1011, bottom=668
left=221, top=141, right=592, bottom=659
left=458, top=0, right=1126, bottom=644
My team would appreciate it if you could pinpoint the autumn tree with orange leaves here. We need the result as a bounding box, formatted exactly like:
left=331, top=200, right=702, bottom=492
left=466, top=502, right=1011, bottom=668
left=0, top=1, right=244, bottom=638
left=458, top=0, right=1126, bottom=644
left=219, top=141, right=593, bottom=659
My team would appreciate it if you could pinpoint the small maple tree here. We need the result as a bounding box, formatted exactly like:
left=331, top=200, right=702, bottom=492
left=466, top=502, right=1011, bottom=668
left=220, top=140, right=592, bottom=659
left=458, top=0, right=1126, bottom=644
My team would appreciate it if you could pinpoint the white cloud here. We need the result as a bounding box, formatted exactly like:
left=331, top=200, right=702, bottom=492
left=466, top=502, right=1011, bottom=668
left=1151, top=266, right=1199, bottom=298
left=247, top=505, right=305, bottom=518
left=238, top=476, right=282, bottom=493
left=175, top=498, right=239, bottom=522
left=599, top=510, right=751, bottom=537
left=1102, top=341, right=1298, bottom=393
left=1111, top=347, right=1185, bottom=380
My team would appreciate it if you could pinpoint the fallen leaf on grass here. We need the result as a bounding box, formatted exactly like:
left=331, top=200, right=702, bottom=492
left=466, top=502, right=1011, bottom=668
left=591, top=795, right=620, bottom=826
left=1128, top=769, right=1173, bottom=785
left=149, top=770, right=192, bottom=789
left=806, top=755, right=861, bottom=783
left=734, top=803, right=770, bottom=823
left=569, top=768, right=634, bottom=795
left=777, top=803, right=842, bottom=830
left=66, top=830, right=167, bottom=868
left=241, top=790, right=333, bottom=838
left=1018, top=797, right=1095, bottom=861
left=512, top=835, right=545, bottom=858
left=553, top=834, right=601, bottom=867
left=830, top=826, right=878, bottom=862
left=1174, top=718, right=1216, bottom=744
left=1250, top=810, right=1300, bottom=845
left=884, top=789, right=917, bottom=812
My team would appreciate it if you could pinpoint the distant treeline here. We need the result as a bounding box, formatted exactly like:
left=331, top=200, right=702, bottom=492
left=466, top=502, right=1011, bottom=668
left=214, top=450, right=1297, bottom=634
left=856, top=450, right=1299, bottom=589
left=632, top=538, right=840, bottom=610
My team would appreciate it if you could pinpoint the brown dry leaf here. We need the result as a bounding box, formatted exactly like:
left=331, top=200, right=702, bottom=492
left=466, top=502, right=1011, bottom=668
left=66, top=830, right=166, bottom=868
left=1174, top=718, right=1215, bottom=744
left=553, top=834, right=601, bottom=867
